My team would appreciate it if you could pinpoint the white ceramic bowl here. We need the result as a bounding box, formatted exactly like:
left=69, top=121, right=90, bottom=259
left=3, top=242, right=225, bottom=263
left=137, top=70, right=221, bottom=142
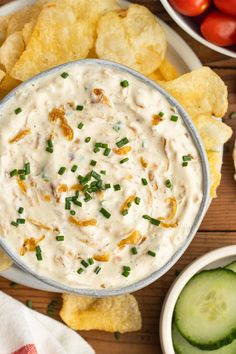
left=160, top=245, right=236, bottom=354
left=160, top=0, right=236, bottom=58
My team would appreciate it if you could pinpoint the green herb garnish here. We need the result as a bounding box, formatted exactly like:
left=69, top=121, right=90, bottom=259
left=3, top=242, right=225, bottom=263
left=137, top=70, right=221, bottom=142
left=165, top=179, right=171, bottom=188
left=85, top=137, right=91, bottom=143
left=58, top=167, right=66, bottom=175
left=56, top=235, right=64, bottom=241
left=141, top=178, right=148, bottom=185
left=18, top=207, right=24, bottom=214
left=100, top=207, right=111, bottom=219
left=135, top=197, right=140, bottom=205
left=120, top=80, right=129, bottom=88
left=147, top=250, right=156, bottom=257
left=120, top=157, right=129, bottom=164
left=94, top=266, right=101, bottom=274
left=77, top=122, right=84, bottom=129
left=113, top=184, right=121, bottom=191
left=61, top=72, right=69, bottom=79
left=116, top=137, right=129, bottom=148
left=15, top=107, right=22, bottom=115
left=170, top=115, right=178, bottom=122
left=71, top=164, right=78, bottom=172
left=76, top=105, right=84, bottom=111
left=131, top=247, right=138, bottom=255
left=10, top=169, right=17, bottom=177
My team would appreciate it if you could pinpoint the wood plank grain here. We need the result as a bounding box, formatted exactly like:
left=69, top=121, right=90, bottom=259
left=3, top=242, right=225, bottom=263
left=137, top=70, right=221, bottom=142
left=1, top=232, right=236, bottom=354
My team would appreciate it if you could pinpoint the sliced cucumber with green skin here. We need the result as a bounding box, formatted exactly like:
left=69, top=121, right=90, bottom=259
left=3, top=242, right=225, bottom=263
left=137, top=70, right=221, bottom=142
left=172, top=323, right=236, bottom=354
left=174, top=268, right=236, bottom=350
left=225, top=261, right=236, bottom=273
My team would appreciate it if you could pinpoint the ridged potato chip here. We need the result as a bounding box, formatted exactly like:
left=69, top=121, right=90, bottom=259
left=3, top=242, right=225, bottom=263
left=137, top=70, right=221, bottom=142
left=160, top=67, right=228, bottom=118
left=193, top=115, right=232, bottom=151
left=0, top=249, right=13, bottom=271
left=22, top=19, right=36, bottom=46
left=96, top=4, right=167, bottom=75
left=159, top=58, right=179, bottom=81
left=148, top=69, right=165, bottom=82
left=60, top=293, right=142, bottom=333
left=6, top=1, right=46, bottom=36
left=0, top=74, right=20, bottom=92
left=11, top=2, right=94, bottom=81
left=0, top=31, right=25, bottom=72
left=0, top=15, right=10, bottom=46
left=207, top=150, right=222, bottom=198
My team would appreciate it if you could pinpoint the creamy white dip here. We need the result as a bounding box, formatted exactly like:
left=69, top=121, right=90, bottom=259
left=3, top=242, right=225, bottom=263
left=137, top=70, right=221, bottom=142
left=0, top=64, right=203, bottom=289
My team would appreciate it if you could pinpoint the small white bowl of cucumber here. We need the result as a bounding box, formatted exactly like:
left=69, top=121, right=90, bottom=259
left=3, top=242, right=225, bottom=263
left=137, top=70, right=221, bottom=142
left=160, top=245, right=236, bottom=354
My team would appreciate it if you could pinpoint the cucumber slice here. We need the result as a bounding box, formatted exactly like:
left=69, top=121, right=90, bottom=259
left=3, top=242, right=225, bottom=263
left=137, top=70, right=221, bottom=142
left=172, top=323, right=236, bottom=354
left=225, top=261, right=236, bottom=273
left=174, top=269, right=236, bottom=350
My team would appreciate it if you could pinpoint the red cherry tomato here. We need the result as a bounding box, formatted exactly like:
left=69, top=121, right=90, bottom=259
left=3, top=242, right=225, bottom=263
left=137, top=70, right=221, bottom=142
left=169, top=0, right=211, bottom=17
left=201, top=11, right=236, bottom=46
left=214, top=0, right=236, bottom=17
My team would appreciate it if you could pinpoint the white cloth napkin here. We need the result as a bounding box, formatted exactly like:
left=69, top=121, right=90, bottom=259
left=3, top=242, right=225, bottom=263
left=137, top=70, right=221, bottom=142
left=0, top=291, right=95, bottom=354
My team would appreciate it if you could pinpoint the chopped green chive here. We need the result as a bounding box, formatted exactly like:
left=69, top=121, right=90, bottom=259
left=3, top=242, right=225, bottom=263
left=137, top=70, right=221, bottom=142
left=10, top=169, right=17, bottom=177
left=95, top=142, right=108, bottom=148
left=170, top=115, right=178, bottom=122
left=58, top=167, right=66, bottom=175
left=84, top=192, right=92, bottom=202
left=147, top=250, right=156, bottom=257
left=61, top=72, right=69, bottom=79
left=18, top=169, right=25, bottom=175
left=20, top=174, right=26, bottom=180
left=10, top=281, right=17, bottom=288
left=15, top=107, right=22, bottom=115
left=36, top=252, right=42, bottom=261
left=121, top=210, right=128, bottom=216
left=142, top=215, right=160, bottom=226
left=165, top=179, right=171, bottom=188
left=114, top=332, right=121, bottom=340
left=120, top=157, right=129, bottom=164
left=182, top=162, right=188, bottom=167
left=120, top=80, right=129, bottom=88
left=25, top=162, right=30, bottom=175
left=141, top=178, right=148, bottom=185
left=159, top=111, right=164, bottom=117
left=88, top=258, right=94, bottom=265
left=93, top=147, right=100, bottom=153
left=56, top=235, right=64, bottom=241
left=17, top=218, right=25, bottom=224
left=100, top=207, right=111, bottom=219
left=122, top=270, right=130, bottom=277
left=116, top=137, right=129, bottom=148
left=18, top=207, right=24, bottom=214
left=76, top=105, right=84, bottom=111
left=131, top=247, right=138, bottom=255
left=11, top=221, right=18, bottom=227
left=26, top=300, right=33, bottom=308
left=100, top=170, right=106, bottom=175
left=47, top=139, right=53, bottom=148
left=46, top=147, right=53, bottom=153
left=73, top=200, right=82, bottom=207
left=113, top=184, right=121, bottom=191
left=94, top=266, right=101, bottom=274
left=77, top=267, right=84, bottom=274
left=182, top=154, right=192, bottom=161
left=91, top=171, right=101, bottom=180
left=127, top=202, right=132, bottom=208
left=81, top=260, right=89, bottom=268
left=123, top=265, right=131, bottom=271
left=77, top=122, right=84, bottom=129
left=85, top=137, right=91, bottom=143
left=90, top=160, right=97, bottom=166
left=135, top=197, right=140, bottom=205
left=104, top=183, right=111, bottom=189
left=71, top=164, right=78, bottom=172
left=104, top=147, right=111, bottom=156
left=65, top=199, right=71, bottom=210
left=229, top=112, right=236, bottom=119
left=70, top=210, right=76, bottom=216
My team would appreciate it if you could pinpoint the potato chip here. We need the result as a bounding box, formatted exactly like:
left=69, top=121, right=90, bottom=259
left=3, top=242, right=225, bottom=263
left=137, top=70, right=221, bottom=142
left=207, top=150, right=222, bottom=198
left=0, top=15, right=10, bottom=46
left=0, top=31, right=25, bottom=72
left=148, top=69, right=165, bottom=82
left=193, top=115, right=232, bottom=151
left=11, top=2, right=94, bottom=81
left=160, top=67, right=228, bottom=118
left=159, top=58, right=179, bottom=81
left=96, top=4, right=167, bottom=75
left=0, top=69, right=6, bottom=83
left=0, top=249, right=13, bottom=272
left=0, top=74, right=20, bottom=92
left=6, top=1, right=46, bottom=36
left=22, top=19, right=36, bottom=45
left=60, top=293, right=142, bottom=332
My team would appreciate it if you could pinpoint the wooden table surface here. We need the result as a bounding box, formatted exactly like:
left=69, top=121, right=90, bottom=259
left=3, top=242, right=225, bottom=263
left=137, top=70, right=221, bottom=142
left=0, top=1, right=235, bottom=353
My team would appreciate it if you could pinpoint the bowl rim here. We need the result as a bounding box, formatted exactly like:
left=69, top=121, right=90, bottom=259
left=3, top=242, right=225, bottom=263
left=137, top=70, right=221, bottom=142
left=159, top=245, right=236, bottom=354
left=0, top=58, right=210, bottom=296
left=159, top=0, right=236, bottom=59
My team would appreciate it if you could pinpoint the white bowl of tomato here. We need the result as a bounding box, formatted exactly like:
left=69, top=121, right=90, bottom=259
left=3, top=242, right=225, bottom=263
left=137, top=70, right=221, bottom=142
left=160, top=0, right=236, bottom=58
